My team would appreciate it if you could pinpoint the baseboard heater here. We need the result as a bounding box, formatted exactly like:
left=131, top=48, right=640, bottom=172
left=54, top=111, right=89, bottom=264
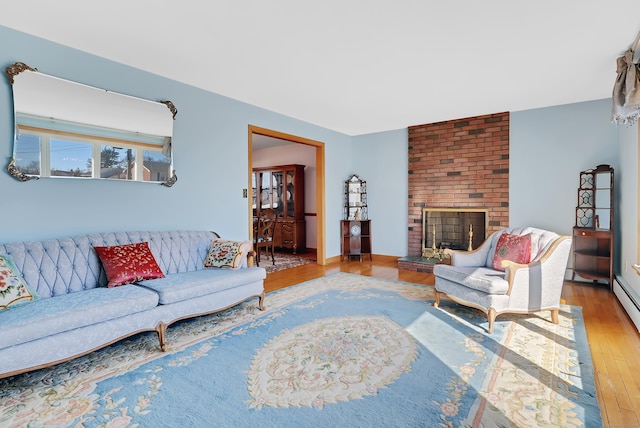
left=614, top=277, right=640, bottom=333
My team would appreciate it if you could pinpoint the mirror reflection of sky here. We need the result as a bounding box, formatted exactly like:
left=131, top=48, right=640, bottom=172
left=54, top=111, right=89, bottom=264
left=14, top=134, right=40, bottom=167
left=51, top=139, right=92, bottom=172
left=15, top=134, right=169, bottom=173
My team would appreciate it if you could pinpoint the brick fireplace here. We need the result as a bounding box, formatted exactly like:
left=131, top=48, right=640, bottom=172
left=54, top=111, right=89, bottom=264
left=399, top=112, right=510, bottom=272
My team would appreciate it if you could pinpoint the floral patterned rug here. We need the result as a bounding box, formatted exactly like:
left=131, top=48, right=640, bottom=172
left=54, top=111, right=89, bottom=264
left=261, top=252, right=315, bottom=274
left=0, top=273, right=602, bottom=427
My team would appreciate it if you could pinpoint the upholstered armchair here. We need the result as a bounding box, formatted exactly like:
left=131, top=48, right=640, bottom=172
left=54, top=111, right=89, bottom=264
left=433, top=227, right=572, bottom=333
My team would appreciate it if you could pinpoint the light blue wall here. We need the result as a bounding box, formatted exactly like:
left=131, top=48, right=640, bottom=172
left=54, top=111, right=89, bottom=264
left=510, top=100, right=618, bottom=236
left=0, top=25, right=352, bottom=258
left=617, top=123, right=640, bottom=312
left=352, top=128, right=408, bottom=256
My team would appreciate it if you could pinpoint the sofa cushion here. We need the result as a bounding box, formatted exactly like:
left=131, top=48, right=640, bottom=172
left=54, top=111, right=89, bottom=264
left=0, top=284, right=159, bottom=350
left=491, top=233, right=532, bottom=271
left=0, top=254, right=38, bottom=310
left=485, top=227, right=545, bottom=267
left=137, top=267, right=266, bottom=305
left=94, top=242, right=165, bottom=287
left=433, top=265, right=509, bottom=295
left=204, top=239, right=252, bottom=269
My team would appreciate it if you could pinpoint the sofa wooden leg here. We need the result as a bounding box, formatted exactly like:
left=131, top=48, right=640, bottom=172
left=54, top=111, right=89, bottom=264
left=434, top=290, right=441, bottom=308
left=156, top=322, right=167, bottom=352
left=258, top=292, right=266, bottom=311
left=487, top=308, right=497, bottom=334
left=551, top=308, right=559, bottom=324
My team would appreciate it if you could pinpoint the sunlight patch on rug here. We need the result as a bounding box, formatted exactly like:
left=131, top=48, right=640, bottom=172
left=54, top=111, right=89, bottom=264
left=248, top=315, right=417, bottom=410
left=408, top=305, right=591, bottom=427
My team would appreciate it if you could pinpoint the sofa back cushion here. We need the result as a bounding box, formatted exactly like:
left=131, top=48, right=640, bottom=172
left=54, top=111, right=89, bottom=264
left=0, top=231, right=217, bottom=299
left=485, top=227, right=560, bottom=268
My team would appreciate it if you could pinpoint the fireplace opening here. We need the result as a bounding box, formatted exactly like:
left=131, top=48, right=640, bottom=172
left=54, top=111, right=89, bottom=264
left=422, top=208, right=487, bottom=255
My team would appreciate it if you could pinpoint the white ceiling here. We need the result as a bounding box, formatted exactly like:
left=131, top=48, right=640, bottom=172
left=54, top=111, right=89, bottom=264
left=3, top=1, right=640, bottom=135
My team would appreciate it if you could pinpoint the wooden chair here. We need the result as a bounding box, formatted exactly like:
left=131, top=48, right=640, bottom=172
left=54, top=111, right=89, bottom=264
left=254, top=208, right=277, bottom=266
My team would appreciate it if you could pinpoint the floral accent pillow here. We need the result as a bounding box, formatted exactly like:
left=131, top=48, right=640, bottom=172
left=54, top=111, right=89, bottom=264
left=0, top=254, right=38, bottom=310
left=492, top=233, right=532, bottom=271
left=94, top=242, right=165, bottom=288
left=204, top=239, right=252, bottom=269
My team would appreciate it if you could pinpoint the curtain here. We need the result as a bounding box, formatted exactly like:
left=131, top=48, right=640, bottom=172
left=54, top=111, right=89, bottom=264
left=612, top=32, right=640, bottom=125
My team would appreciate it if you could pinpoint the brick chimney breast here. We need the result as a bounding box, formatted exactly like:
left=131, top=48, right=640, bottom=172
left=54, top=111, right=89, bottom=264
left=406, top=112, right=509, bottom=257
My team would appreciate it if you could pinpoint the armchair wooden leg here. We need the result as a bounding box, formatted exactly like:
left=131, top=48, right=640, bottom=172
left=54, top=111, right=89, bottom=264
left=487, top=308, right=497, bottom=334
left=434, top=290, right=441, bottom=307
left=550, top=309, right=559, bottom=325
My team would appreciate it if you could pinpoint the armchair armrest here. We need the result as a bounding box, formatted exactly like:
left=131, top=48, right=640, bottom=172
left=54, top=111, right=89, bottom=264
left=451, top=234, right=496, bottom=267
left=501, top=259, right=539, bottom=294
left=501, top=235, right=572, bottom=295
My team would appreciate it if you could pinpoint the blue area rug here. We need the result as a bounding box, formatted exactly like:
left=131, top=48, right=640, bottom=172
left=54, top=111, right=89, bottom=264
left=0, top=273, right=602, bottom=427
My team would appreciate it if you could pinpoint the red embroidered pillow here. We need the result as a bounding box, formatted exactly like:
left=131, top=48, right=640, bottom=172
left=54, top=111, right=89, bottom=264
left=94, top=242, right=165, bottom=287
left=492, top=233, right=532, bottom=271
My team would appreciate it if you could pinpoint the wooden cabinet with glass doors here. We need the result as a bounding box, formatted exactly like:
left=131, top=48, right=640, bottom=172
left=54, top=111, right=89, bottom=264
left=253, top=164, right=306, bottom=253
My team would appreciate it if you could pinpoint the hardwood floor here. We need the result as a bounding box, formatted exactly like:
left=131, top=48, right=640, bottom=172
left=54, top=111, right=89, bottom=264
left=264, top=257, right=640, bottom=428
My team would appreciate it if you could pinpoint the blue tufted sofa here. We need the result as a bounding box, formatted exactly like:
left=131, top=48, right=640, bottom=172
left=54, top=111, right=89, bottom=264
left=0, top=230, right=266, bottom=379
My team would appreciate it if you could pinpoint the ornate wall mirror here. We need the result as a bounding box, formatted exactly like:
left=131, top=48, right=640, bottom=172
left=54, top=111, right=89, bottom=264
left=5, top=62, right=178, bottom=186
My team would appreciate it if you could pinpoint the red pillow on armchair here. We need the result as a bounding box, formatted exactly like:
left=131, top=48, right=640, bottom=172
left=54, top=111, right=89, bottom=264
left=94, top=242, right=165, bottom=287
left=492, top=233, right=532, bottom=271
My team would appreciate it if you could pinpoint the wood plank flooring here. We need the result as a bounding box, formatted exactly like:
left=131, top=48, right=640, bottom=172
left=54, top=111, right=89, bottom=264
left=263, top=257, right=640, bottom=428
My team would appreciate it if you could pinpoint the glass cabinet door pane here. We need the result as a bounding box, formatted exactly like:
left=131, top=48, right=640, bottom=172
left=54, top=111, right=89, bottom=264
left=260, top=172, right=272, bottom=209
left=252, top=173, right=257, bottom=210
left=286, top=170, right=294, bottom=218
left=273, top=171, right=283, bottom=216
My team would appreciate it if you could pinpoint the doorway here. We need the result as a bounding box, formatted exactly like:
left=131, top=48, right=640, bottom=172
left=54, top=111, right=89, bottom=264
left=248, top=125, right=326, bottom=266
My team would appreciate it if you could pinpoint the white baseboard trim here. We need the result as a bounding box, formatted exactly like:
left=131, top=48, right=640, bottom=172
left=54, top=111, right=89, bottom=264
left=613, top=277, right=640, bottom=334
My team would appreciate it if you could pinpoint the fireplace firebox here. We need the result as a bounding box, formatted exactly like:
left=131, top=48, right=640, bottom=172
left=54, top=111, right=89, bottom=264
left=422, top=208, right=487, bottom=257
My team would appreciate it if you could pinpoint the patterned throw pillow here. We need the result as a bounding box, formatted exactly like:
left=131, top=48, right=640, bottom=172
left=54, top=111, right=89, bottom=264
left=204, top=239, right=252, bottom=269
left=94, top=242, right=165, bottom=288
left=0, top=254, right=38, bottom=310
left=492, top=233, right=532, bottom=272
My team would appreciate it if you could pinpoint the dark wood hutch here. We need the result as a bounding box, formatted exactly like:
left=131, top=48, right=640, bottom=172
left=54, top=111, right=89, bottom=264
left=252, top=164, right=306, bottom=253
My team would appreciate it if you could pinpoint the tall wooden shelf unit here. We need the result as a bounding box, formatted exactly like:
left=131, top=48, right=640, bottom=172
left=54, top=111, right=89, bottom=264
left=572, top=164, right=614, bottom=288
left=253, top=164, right=306, bottom=253
left=341, top=174, right=372, bottom=261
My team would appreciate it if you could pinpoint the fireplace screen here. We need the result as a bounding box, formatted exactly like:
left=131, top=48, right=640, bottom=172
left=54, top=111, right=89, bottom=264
left=422, top=208, right=487, bottom=257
